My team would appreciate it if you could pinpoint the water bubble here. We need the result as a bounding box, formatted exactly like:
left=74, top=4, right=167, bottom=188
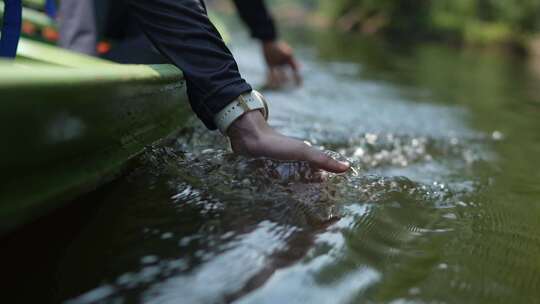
left=141, top=255, right=159, bottom=265
left=365, top=133, right=378, bottom=144
left=438, top=263, right=449, bottom=270
left=161, top=232, right=174, bottom=240
left=492, top=131, right=504, bottom=141
left=443, top=213, right=457, bottom=220
left=353, top=147, right=365, bottom=157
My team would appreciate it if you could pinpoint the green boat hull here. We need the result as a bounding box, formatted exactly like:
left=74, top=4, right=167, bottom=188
left=0, top=40, right=190, bottom=234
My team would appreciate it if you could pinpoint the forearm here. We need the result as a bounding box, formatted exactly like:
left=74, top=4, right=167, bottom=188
left=232, top=0, right=277, bottom=42
left=126, top=0, right=252, bottom=130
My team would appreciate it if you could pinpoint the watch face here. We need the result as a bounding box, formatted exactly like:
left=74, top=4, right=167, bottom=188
left=253, top=90, right=264, bottom=102
left=253, top=90, right=269, bottom=120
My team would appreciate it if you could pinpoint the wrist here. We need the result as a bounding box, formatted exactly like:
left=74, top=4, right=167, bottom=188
left=213, top=90, right=269, bottom=135
left=262, top=39, right=277, bottom=46
left=262, top=40, right=279, bottom=51
left=226, top=110, right=266, bottom=138
left=227, top=110, right=271, bottom=155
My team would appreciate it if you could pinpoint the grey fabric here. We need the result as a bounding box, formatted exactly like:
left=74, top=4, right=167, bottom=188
left=58, top=0, right=98, bottom=55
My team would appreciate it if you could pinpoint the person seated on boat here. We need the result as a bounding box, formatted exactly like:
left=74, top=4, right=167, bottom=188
left=59, top=0, right=350, bottom=173
left=58, top=0, right=167, bottom=64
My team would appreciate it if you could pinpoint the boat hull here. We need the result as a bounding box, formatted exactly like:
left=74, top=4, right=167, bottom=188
left=0, top=50, right=190, bottom=234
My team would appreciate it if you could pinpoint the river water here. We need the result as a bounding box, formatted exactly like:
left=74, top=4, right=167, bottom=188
left=4, top=28, right=540, bottom=303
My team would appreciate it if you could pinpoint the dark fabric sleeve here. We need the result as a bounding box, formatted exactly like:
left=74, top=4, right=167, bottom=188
left=232, top=0, right=277, bottom=41
left=126, top=0, right=252, bottom=130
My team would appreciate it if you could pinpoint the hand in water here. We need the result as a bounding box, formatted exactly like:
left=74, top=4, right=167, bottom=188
left=227, top=111, right=350, bottom=173
left=262, top=41, right=302, bottom=89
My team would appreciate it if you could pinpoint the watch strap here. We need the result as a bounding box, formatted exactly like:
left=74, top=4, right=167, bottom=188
left=214, top=90, right=269, bottom=134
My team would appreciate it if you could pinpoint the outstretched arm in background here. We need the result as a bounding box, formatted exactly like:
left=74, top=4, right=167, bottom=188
left=126, top=0, right=349, bottom=173
left=232, top=0, right=302, bottom=87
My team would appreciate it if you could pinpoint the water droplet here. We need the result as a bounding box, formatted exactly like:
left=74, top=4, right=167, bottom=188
left=161, top=232, right=173, bottom=240
left=140, top=255, right=158, bottom=265
left=492, top=131, right=504, bottom=141
left=438, top=263, right=448, bottom=269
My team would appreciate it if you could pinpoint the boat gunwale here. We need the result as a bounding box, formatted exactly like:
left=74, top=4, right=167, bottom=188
left=0, top=38, right=185, bottom=88
left=0, top=63, right=185, bottom=88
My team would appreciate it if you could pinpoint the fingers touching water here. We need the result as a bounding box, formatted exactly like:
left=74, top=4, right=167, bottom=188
left=231, top=43, right=347, bottom=173
left=262, top=41, right=302, bottom=89
left=227, top=111, right=350, bottom=174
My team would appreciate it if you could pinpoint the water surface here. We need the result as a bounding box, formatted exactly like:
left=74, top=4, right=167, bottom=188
left=4, top=28, right=540, bottom=303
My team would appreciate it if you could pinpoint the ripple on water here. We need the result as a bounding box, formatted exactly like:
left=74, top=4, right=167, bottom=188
left=62, top=41, right=504, bottom=304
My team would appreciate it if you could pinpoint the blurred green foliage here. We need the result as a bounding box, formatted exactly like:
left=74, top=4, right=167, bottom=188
left=305, top=0, right=540, bottom=47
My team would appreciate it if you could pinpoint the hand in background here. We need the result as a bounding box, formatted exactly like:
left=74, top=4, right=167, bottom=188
left=227, top=111, right=350, bottom=173
left=262, top=41, right=302, bottom=89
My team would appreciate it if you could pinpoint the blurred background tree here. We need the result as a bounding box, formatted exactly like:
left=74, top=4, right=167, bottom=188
left=264, top=0, right=540, bottom=53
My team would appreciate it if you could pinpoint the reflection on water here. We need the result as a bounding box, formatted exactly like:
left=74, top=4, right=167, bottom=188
left=64, top=131, right=478, bottom=304
left=6, top=28, right=540, bottom=303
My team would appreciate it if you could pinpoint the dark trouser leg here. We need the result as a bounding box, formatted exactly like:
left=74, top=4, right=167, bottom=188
left=102, top=0, right=167, bottom=64
left=57, top=0, right=98, bottom=55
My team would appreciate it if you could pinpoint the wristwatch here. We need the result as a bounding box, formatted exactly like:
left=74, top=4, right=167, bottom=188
left=214, top=90, right=269, bottom=134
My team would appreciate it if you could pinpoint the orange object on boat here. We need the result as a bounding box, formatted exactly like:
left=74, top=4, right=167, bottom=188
left=42, top=26, right=58, bottom=41
left=22, top=21, right=36, bottom=35
left=97, top=41, right=111, bottom=55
